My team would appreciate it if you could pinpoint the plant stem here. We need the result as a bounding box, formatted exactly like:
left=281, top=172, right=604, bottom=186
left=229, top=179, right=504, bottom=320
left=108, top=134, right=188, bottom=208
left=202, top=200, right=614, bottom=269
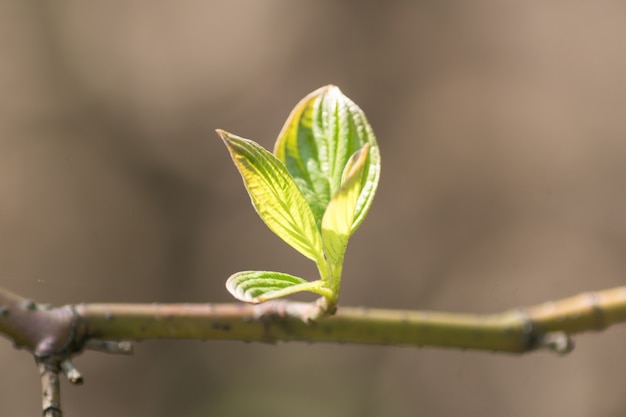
left=4, top=286, right=624, bottom=416
left=2, top=286, right=626, bottom=356
left=39, top=361, right=62, bottom=417
left=71, top=285, right=626, bottom=354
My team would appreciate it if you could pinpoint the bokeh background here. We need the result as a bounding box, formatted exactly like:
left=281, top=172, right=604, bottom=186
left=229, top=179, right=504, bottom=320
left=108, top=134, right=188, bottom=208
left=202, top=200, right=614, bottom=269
left=2, top=2, right=626, bottom=416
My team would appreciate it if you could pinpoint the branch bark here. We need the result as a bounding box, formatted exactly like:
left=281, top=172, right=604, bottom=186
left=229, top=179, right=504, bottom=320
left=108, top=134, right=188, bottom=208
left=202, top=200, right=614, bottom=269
left=2, top=286, right=626, bottom=359
left=0, top=288, right=83, bottom=358
left=2, top=285, right=626, bottom=415
left=74, top=286, right=626, bottom=354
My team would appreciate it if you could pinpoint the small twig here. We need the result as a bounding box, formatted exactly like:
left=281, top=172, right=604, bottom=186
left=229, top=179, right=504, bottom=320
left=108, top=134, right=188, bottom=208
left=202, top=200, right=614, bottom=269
left=60, top=360, right=83, bottom=385
left=39, top=361, right=62, bottom=417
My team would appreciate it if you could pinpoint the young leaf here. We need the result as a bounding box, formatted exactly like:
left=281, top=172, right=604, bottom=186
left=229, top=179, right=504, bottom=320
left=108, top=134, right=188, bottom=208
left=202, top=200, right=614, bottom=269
left=226, top=271, right=332, bottom=303
left=321, top=144, right=370, bottom=266
left=218, top=130, right=323, bottom=263
left=274, top=85, right=381, bottom=232
left=219, top=86, right=381, bottom=308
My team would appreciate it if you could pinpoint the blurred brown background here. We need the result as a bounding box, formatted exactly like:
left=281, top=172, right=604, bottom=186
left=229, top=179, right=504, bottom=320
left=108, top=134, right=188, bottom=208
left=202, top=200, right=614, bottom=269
left=2, top=1, right=626, bottom=416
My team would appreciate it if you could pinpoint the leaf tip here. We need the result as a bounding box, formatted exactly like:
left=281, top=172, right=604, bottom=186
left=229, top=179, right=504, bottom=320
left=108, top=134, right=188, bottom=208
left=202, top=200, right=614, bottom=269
left=215, top=129, right=229, bottom=141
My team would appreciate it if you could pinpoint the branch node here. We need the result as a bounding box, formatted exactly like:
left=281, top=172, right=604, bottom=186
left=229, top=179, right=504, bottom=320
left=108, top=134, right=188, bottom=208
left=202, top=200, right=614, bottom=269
left=252, top=298, right=333, bottom=324
left=85, top=339, right=134, bottom=355
left=513, top=309, right=535, bottom=349
left=585, top=292, right=606, bottom=330
left=60, top=359, right=83, bottom=385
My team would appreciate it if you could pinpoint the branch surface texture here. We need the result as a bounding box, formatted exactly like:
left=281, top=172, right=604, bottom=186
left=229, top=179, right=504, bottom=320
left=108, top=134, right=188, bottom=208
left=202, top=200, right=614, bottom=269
left=73, top=286, right=626, bottom=355
left=2, top=286, right=626, bottom=358
left=2, top=286, right=626, bottom=416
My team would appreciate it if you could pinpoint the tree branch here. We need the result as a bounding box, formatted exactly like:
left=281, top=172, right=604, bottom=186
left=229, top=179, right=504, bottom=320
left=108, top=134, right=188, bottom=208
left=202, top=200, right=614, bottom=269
left=3, top=285, right=626, bottom=415
left=39, top=361, right=62, bottom=417
left=75, top=285, right=626, bottom=354
left=2, top=286, right=625, bottom=359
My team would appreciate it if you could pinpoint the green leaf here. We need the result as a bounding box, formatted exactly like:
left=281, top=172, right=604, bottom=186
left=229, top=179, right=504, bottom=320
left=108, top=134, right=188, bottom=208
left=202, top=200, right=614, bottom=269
left=274, top=85, right=381, bottom=232
left=218, top=130, right=323, bottom=263
left=219, top=86, right=382, bottom=307
left=321, top=144, right=370, bottom=266
left=226, top=271, right=332, bottom=303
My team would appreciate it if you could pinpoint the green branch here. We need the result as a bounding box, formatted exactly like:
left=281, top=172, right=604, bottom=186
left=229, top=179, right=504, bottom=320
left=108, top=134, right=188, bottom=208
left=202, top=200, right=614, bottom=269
left=3, top=285, right=626, bottom=358
left=2, top=285, right=626, bottom=416
left=74, top=285, right=626, bottom=354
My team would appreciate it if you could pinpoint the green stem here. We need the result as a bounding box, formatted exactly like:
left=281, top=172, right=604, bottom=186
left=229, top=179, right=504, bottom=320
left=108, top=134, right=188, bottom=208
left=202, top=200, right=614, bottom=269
left=2, top=286, right=626, bottom=356
left=71, top=285, right=626, bottom=355
left=324, top=260, right=343, bottom=307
